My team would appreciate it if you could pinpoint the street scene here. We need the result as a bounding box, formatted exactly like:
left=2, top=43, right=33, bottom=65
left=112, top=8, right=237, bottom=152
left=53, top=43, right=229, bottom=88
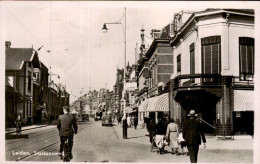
left=5, top=118, right=253, bottom=162
left=3, top=1, right=258, bottom=163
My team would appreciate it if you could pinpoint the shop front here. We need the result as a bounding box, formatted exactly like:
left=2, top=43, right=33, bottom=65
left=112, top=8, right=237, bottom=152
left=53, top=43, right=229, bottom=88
left=233, top=90, right=254, bottom=135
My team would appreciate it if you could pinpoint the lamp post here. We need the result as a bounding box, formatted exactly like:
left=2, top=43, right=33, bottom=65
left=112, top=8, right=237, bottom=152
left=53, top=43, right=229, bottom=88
left=102, top=7, right=127, bottom=139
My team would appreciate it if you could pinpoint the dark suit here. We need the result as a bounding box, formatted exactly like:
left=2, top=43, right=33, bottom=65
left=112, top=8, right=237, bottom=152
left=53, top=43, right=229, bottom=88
left=155, top=120, right=165, bottom=135
left=57, top=113, right=78, bottom=154
left=183, top=118, right=206, bottom=163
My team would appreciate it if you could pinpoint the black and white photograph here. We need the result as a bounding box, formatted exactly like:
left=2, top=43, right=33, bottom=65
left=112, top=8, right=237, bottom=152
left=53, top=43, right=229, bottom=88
left=1, top=1, right=259, bottom=163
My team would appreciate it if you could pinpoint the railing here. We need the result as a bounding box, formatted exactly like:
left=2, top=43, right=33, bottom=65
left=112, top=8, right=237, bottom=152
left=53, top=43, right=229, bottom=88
left=172, top=74, right=222, bottom=88
left=232, top=76, right=254, bottom=88
left=172, top=74, right=254, bottom=89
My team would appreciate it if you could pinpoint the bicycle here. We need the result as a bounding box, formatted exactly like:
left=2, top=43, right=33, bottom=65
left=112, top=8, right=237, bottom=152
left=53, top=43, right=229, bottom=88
left=63, top=138, right=71, bottom=162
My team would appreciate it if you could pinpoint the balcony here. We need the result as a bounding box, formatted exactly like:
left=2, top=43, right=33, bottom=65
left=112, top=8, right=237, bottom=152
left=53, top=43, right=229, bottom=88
left=172, top=74, right=222, bottom=88
left=171, top=74, right=254, bottom=93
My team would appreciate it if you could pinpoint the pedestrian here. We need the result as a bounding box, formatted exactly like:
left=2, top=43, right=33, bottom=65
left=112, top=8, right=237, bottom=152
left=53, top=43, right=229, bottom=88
left=155, top=118, right=166, bottom=154
left=148, top=119, right=156, bottom=143
left=177, top=129, right=188, bottom=156
left=134, top=116, right=138, bottom=130
left=183, top=110, right=206, bottom=163
left=127, top=115, right=131, bottom=127
left=118, top=116, right=122, bottom=125
left=163, top=116, right=170, bottom=135
left=57, top=106, right=78, bottom=160
left=15, top=114, right=22, bottom=134
left=166, top=118, right=179, bottom=155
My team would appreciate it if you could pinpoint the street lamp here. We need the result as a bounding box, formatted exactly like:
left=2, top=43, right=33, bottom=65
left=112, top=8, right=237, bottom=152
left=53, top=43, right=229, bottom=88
left=102, top=7, right=127, bottom=139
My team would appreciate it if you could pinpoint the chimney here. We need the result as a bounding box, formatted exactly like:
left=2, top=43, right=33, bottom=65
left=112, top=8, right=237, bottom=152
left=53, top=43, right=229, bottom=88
left=5, top=41, right=11, bottom=48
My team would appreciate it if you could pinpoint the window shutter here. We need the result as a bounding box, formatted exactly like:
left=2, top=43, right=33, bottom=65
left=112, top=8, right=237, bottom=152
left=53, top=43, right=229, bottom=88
left=204, top=45, right=211, bottom=74
left=240, top=45, right=247, bottom=73
left=201, top=36, right=221, bottom=75
left=212, top=43, right=220, bottom=74
left=190, top=43, right=195, bottom=75
left=247, top=45, right=254, bottom=74
left=177, top=54, right=181, bottom=72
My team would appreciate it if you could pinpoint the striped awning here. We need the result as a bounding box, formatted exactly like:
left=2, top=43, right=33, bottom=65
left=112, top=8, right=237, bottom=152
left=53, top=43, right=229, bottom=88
left=233, top=90, right=254, bottom=111
left=125, top=107, right=135, bottom=114
left=138, top=99, right=149, bottom=112
left=147, top=93, right=169, bottom=112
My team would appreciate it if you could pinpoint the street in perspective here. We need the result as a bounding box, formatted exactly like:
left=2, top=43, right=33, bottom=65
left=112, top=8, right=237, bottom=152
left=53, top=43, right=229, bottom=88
left=3, top=2, right=258, bottom=163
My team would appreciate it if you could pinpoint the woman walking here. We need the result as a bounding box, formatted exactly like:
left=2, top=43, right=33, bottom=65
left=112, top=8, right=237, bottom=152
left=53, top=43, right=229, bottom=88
left=166, top=118, right=179, bottom=155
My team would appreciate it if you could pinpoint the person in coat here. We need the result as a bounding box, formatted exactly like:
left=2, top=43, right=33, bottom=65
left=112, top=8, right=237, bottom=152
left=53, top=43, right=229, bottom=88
left=166, top=118, right=179, bottom=155
left=155, top=118, right=166, bottom=154
left=134, top=116, right=138, bottom=129
left=57, top=106, right=78, bottom=159
left=148, top=119, right=156, bottom=143
left=183, top=110, right=206, bottom=163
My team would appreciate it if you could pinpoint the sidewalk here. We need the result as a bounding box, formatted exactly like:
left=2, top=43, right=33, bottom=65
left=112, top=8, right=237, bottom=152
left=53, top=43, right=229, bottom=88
left=5, top=120, right=58, bottom=134
left=112, top=123, right=254, bottom=150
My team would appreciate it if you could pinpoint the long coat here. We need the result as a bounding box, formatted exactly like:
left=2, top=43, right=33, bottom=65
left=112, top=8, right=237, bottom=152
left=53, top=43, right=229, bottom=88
left=57, top=113, right=78, bottom=136
left=166, top=122, right=179, bottom=149
left=183, top=118, right=206, bottom=146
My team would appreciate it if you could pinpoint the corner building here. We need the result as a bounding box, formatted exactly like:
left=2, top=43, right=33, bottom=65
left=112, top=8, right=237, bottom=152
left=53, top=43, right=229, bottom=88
left=169, top=9, right=254, bottom=136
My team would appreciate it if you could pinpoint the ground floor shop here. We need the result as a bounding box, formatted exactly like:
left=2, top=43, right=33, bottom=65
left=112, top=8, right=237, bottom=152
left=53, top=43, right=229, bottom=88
left=170, top=86, right=254, bottom=136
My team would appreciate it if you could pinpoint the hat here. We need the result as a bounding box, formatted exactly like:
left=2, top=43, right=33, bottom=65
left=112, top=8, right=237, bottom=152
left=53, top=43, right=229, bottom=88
left=188, top=110, right=198, bottom=117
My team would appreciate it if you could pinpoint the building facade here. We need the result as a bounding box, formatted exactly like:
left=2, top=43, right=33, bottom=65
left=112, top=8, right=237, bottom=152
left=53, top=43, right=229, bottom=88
left=169, top=9, right=254, bottom=136
left=5, top=41, right=41, bottom=126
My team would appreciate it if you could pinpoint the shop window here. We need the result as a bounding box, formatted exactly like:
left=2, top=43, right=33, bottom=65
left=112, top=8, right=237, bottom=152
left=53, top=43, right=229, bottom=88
left=239, top=37, right=254, bottom=81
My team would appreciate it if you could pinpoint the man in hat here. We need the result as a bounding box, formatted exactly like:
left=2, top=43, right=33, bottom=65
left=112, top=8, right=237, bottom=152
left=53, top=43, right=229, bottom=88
left=57, top=106, right=78, bottom=160
left=183, top=110, right=206, bottom=163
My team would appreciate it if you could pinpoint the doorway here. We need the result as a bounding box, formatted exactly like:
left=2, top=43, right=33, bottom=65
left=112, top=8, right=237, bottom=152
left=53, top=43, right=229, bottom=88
left=176, top=90, right=218, bottom=134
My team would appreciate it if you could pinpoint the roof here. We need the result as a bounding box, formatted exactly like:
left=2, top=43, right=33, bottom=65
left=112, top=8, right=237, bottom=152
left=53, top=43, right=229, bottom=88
left=6, top=48, right=34, bottom=70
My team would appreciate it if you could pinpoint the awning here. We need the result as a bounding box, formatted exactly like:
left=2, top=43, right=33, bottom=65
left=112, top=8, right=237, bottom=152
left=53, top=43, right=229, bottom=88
left=125, top=107, right=135, bottom=114
left=154, top=93, right=169, bottom=112
left=147, top=93, right=169, bottom=112
left=233, top=90, right=254, bottom=111
left=138, top=99, right=149, bottom=112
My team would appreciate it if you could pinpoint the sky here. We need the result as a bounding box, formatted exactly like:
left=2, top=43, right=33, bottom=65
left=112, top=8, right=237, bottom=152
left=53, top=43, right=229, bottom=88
left=1, top=1, right=258, bottom=102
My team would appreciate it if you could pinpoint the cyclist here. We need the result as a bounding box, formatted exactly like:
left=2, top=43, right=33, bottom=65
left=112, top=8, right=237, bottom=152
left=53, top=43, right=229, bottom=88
left=57, top=106, right=78, bottom=160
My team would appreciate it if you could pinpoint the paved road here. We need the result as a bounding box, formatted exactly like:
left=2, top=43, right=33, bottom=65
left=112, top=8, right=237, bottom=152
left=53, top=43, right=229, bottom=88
left=5, top=119, right=253, bottom=163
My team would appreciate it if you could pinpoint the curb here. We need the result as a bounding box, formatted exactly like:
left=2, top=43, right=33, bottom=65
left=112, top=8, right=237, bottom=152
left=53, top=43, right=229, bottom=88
left=5, top=125, right=49, bottom=135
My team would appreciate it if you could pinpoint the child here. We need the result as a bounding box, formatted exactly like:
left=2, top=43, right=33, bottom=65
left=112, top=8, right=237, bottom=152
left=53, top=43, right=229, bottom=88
left=178, top=130, right=188, bottom=155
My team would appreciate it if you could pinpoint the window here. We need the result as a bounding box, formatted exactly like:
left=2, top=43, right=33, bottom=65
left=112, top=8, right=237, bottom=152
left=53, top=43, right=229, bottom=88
left=177, top=54, right=181, bottom=74
left=239, top=37, right=254, bottom=81
left=201, top=36, right=221, bottom=75
left=28, top=71, right=32, bottom=91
